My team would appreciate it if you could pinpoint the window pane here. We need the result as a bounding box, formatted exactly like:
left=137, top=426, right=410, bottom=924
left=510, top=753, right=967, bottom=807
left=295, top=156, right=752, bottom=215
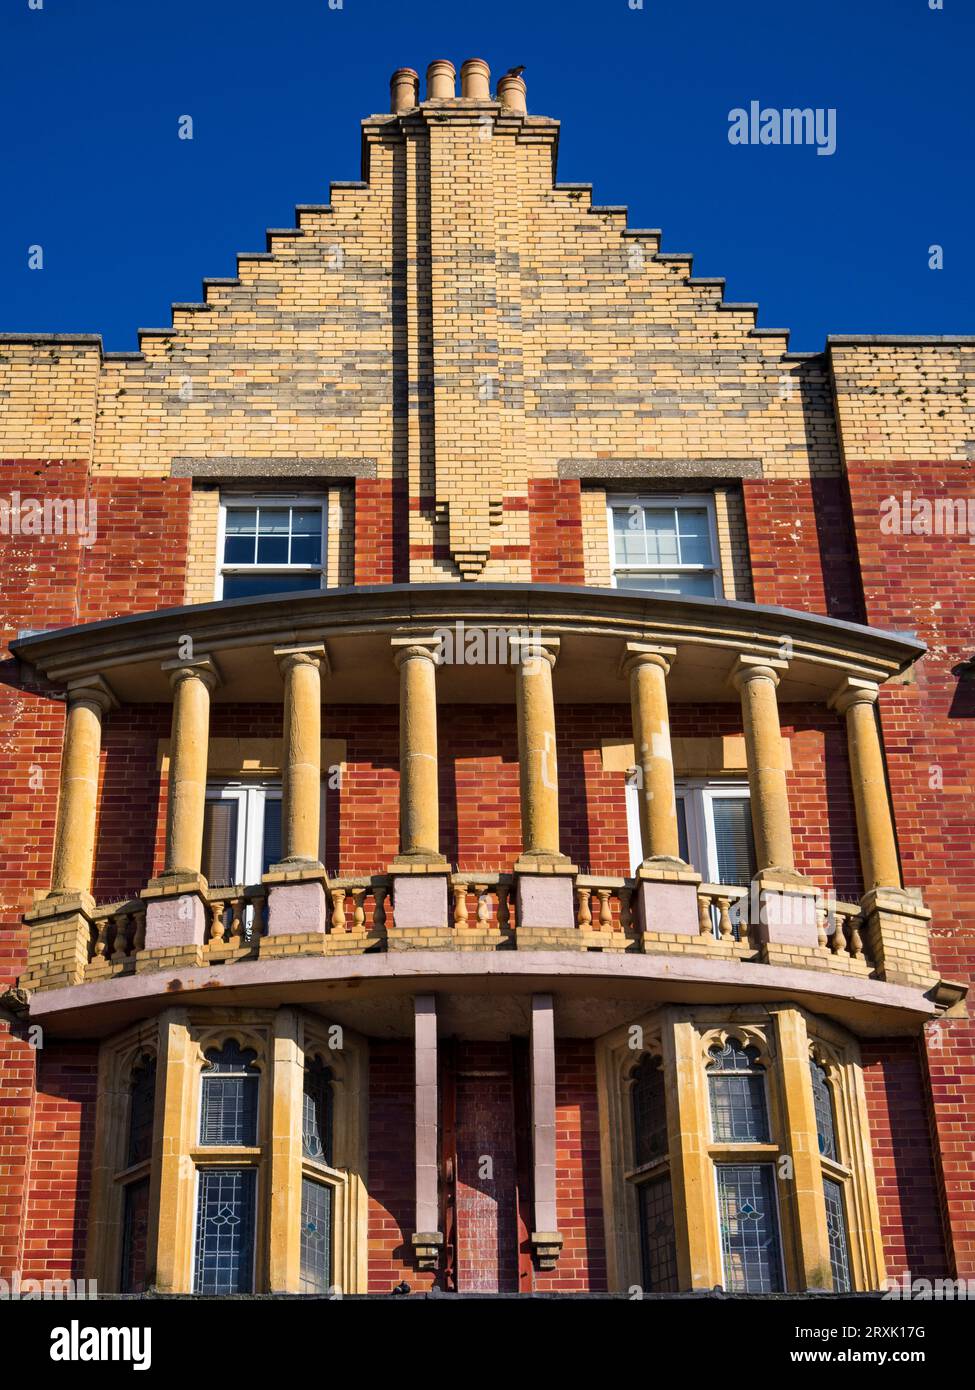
left=643, top=509, right=680, bottom=566
left=261, top=797, right=283, bottom=877
left=676, top=799, right=689, bottom=864
left=631, top=1055, right=668, bottom=1166
left=257, top=508, right=290, bottom=534
left=711, top=797, right=756, bottom=886
left=302, top=1059, right=332, bottom=1163
left=127, top=1055, right=157, bottom=1167
left=225, top=508, right=257, bottom=534
left=202, top=798, right=239, bottom=886
left=222, top=573, right=322, bottom=599
left=717, top=1164, right=783, bottom=1293
left=223, top=535, right=257, bottom=565
left=708, top=1040, right=770, bottom=1143
left=255, top=535, right=289, bottom=565
left=194, top=1168, right=256, bottom=1294
left=289, top=534, right=322, bottom=566
left=638, top=1175, right=678, bottom=1292
left=200, top=1043, right=259, bottom=1146
left=823, top=1177, right=852, bottom=1293
left=810, top=1061, right=838, bottom=1160
left=676, top=507, right=712, bottom=565
left=120, top=1178, right=150, bottom=1294
left=291, top=508, right=322, bottom=534
left=612, top=507, right=647, bottom=566
left=300, top=1178, right=333, bottom=1294
left=616, top=572, right=716, bottom=597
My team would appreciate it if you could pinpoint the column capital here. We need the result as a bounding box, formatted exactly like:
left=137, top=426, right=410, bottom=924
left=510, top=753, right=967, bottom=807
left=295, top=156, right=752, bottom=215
left=619, top=642, right=676, bottom=679
left=274, top=643, right=329, bottom=678
left=509, top=634, right=560, bottom=669
left=162, top=655, right=222, bottom=693
left=828, top=676, right=880, bottom=715
left=65, top=673, right=118, bottom=714
left=391, top=635, right=442, bottom=670
left=728, top=653, right=788, bottom=692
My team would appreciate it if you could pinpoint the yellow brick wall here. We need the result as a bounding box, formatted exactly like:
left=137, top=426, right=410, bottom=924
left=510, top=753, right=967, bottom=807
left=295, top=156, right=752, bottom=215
left=830, top=344, right=975, bottom=460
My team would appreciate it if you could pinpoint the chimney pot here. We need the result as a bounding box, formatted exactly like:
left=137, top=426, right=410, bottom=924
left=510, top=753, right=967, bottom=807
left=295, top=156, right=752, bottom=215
left=426, top=59, right=456, bottom=101
left=496, top=73, right=527, bottom=115
left=390, top=68, right=419, bottom=114
left=460, top=58, right=491, bottom=100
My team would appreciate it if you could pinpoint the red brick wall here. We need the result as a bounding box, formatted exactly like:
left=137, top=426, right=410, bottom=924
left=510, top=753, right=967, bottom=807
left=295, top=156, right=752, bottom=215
left=453, top=1041, right=519, bottom=1293
left=860, top=1039, right=946, bottom=1280
left=528, top=479, right=586, bottom=584
left=846, top=458, right=975, bottom=1278
left=21, top=1043, right=99, bottom=1282
left=743, top=477, right=864, bottom=621
left=366, top=1040, right=435, bottom=1293
left=356, top=479, right=408, bottom=584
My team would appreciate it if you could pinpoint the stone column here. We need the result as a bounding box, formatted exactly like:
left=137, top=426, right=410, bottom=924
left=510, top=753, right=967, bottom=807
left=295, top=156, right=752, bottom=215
left=623, top=644, right=680, bottom=862
left=512, top=637, right=576, bottom=943
left=513, top=636, right=563, bottom=862
left=773, top=1007, right=833, bottom=1290
left=411, top=995, right=443, bottom=1270
left=529, top=994, right=562, bottom=1270
left=730, top=656, right=816, bottom=949
left=268, top=1009, right=303, bottom=1293
left=276, top=645, right=327, bottom=867
left=162, top=658, right=219, bottom=877
left=730, top=656, right=794, bottom=873
left=390, top=639, right=448, bottom=934
left=49, top=675, right=117, bottom=897
left=143, top=658, right=219, bottom=954
left=392, top=639, right=443, bottom=864
left=829, top=678, right=901, bottom=892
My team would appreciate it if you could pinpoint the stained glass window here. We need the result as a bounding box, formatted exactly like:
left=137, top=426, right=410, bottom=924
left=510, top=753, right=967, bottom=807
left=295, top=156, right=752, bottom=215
left=120, top=1178, right=150, bottom=1294
left=716, top=1164, right=783, bottom=1292
left=299, top=1178, right=333, bottom=1294
left=708, top=1039, right=770, bottom=1143
left=193, top=1168, right=256, bottom=1294
left=638, top=1175, right=678, bottom=1292
left=823, top=1177, right=852, bottom=1293
left=200, top=1041, right=259, bottom=1146
left=302, top=1058, right=332, bottom=1164
left=631, top=1055, right=668, bottom=1166
left=810, top=1059, right=838, bottom=1160
left=127, top=1054, right=156, bottom=1167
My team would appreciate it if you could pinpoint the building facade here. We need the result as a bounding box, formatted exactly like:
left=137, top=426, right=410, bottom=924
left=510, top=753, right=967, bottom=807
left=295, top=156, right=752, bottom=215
left=0, top=58, right=972, bottom=1297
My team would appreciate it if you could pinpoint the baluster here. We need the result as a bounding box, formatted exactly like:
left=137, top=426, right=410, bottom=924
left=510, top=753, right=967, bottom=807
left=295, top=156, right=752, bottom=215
left=352, top=888, right=367, bottom=933
left=252, top=891, right=267, bottom=939
left=497, top=884, right=511, bottom=932
left=816, top=907, right=828, bottom=950
left=453, top=883, right=469, bottom=929
left=132, top=909, right=146, bottom=954
left=618, top=885, right=633, bottom=933
left=372, top=884, right=388, bottom=932
left=716, top=896, right=733, bottom=941
left=576, top=886, right=592, bottom=930
left=110, top=912, right=130, bottom=963
left=829, top=914, right=845, bottom=955
left=209, top=897, right=226, bottom=945
left=698, top=892, right=713, bottom=936
left=474, top=885, right=491, bottom=928
left=597, top=888, right=613, bottom=931
left=93, top=916, right=111, bottom=960
left=330, top=887, right=347, bottom=933
left=228, top=895, right=244, bottom=943
left=847, top=915, right=864, bottom=959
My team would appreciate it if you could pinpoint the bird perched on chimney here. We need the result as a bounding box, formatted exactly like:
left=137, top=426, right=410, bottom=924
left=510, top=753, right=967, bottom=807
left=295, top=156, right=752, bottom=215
left=505, top=65, right=526, bottom=78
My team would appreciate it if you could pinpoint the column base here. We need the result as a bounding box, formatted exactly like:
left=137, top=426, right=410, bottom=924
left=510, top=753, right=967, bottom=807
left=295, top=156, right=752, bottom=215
left=516, top=869, right=579, bottom=949
left=22, top=891, right=96, bottom=990
left=392, top=872, right=450, bottom=929
left=860, top=885, right=935, bottom=985
left=263, top=863, right=329, bottom=936
left=635, top=859, right=702, bottom=939
left=530, top=1232, right=564, bottom=1271
left=141, top=874, right=209, bottom=952
left=411, top=1232, right=443, bottom=1271
left=750, top=868, right=820, bottom=950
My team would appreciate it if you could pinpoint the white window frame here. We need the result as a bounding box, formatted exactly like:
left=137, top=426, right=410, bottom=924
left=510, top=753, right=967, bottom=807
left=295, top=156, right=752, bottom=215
left=215, top=493, right=327, bottom=600
left=626, top=778, right=752, bottom=883
left=204, top=782, right=283, bottom=886
left=606, top=493, right=721, bottom=598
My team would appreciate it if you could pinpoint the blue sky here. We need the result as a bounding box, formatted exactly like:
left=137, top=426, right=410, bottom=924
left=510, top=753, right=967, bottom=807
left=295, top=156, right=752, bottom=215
left=0, top=0, right=971, bottom=353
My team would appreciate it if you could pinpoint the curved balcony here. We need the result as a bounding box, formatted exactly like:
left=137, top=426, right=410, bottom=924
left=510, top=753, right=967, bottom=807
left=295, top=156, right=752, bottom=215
left=11, top=583, right=959, bottom=1039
